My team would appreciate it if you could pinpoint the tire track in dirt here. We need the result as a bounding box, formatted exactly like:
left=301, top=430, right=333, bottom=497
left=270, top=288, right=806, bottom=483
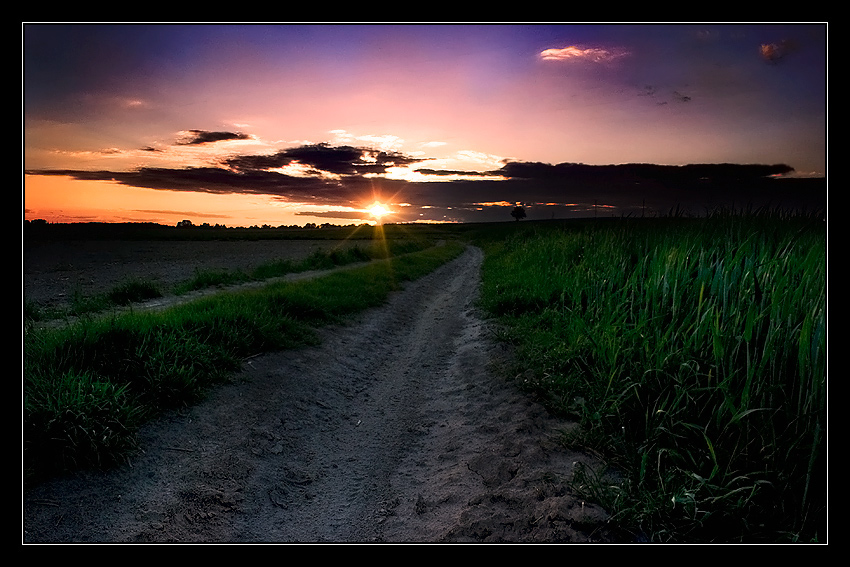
left=23, top=245, right=619, bottom=543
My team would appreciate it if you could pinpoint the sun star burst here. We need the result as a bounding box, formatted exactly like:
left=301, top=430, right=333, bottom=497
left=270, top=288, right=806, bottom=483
left=368, top=202, right=390, bottom=218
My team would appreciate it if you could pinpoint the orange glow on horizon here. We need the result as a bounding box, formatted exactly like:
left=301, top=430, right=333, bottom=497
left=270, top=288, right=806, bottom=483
left=23, top=174, right=434, bottom=228
left=24, top=174, right=321, bottom=227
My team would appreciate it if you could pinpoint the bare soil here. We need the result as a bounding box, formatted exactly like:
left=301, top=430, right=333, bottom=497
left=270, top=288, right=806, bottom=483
left=23, top=240, right=621, bottom=543
left=23, top=239, right=364, bottom=312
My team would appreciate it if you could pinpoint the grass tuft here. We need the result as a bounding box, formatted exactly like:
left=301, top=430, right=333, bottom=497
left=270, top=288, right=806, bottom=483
left=106, top=278, right=163, bottom=305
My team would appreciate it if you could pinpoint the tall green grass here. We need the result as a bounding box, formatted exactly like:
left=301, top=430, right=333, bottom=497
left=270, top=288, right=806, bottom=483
left=476, top=211, right=826, bottom=542
left=24, top=241, right=464, bottom=486
left=24, top=239, right=433, bottom=324
left=24, top=278, right=165, bottom=325
left=164, top=239, right=431, bottom=295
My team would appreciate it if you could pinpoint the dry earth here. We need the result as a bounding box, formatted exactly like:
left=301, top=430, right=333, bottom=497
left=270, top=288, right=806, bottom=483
left=23, top=239, right=365, bottom=312
left=23, top=240, right=623, bottom=543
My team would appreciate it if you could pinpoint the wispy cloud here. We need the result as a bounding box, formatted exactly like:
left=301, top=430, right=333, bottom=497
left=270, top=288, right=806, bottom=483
left=539, top=45, right=630, bottom=63
left=329, top=130, right=405, bottom=152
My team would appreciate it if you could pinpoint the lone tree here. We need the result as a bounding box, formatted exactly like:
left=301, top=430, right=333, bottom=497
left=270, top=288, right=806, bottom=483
left=510, top=205, right=527, bottom=222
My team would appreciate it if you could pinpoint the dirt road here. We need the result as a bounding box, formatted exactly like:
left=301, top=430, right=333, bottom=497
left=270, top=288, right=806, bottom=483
left=23, top=245, right=618, bottom=543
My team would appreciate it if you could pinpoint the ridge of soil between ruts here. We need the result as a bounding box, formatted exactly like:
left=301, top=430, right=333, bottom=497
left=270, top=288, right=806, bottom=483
left=23, top=245, right=620, bottom=543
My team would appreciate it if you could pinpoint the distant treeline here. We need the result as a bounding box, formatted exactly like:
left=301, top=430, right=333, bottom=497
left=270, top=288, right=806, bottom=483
left=22, top=220, right=369, bottom=242
left=22, top=219, right=456, bottom=242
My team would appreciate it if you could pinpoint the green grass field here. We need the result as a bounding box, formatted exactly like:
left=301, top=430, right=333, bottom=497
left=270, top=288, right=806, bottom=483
left=473, top=211, right=826, bottom=542
left=23, top=210, right=827, bottom=542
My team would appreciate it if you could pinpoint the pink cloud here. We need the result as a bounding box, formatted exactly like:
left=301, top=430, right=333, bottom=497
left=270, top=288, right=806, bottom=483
left=539, top=45, right=630, bottom=63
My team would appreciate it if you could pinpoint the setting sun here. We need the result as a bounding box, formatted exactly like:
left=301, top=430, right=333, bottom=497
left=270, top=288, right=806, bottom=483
left=368, top=202, right=390, bottom=219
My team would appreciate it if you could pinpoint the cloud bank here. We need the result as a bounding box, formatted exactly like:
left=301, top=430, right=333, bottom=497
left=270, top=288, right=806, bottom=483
left=26, top=130, right=823, bottom=224
left=225, top=143, right=425, bottom=178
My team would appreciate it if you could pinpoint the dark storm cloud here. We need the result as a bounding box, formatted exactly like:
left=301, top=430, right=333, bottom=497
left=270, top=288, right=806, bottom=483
left=226, top=143, right=427, bottom=177
left=483, top=161, right=824, bottom=219
left=494, top=161, right=794, bottom=182
left=27, top=140, right=432, bottom=204
left=495, top=161, right=581, bottom=179
left=26, top=165, right=373, bottom=206
left=26, top=141, right=823, bottom=222
left=177, top=130, right=251, bottom=145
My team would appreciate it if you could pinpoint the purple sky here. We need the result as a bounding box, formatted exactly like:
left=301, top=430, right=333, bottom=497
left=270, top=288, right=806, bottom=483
left=24, top=23, right=827, bottom=226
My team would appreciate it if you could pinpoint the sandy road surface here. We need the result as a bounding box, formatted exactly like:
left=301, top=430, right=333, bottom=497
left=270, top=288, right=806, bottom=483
left=23, top=246, right=618, bottom=543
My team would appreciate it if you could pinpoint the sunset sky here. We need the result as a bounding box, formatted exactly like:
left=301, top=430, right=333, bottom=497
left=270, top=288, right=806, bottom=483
left=23, top=23, right=827, bottom=226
